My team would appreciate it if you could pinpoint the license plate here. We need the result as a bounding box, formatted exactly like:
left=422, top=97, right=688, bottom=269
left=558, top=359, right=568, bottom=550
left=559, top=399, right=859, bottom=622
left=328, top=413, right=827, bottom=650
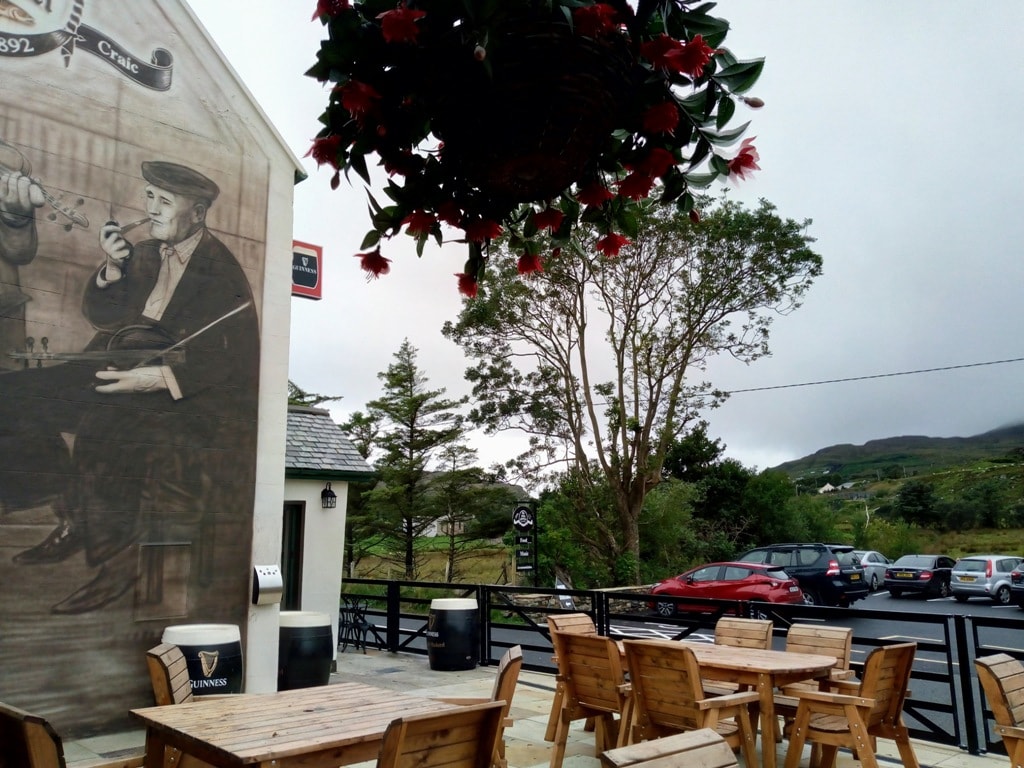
left=789, top=586, right=800, bottom=592
left=960, top=575, right=977, bottom=582
left=850, top=573, right=861, bottom=581
left=896, top=572, right=914, bottom=579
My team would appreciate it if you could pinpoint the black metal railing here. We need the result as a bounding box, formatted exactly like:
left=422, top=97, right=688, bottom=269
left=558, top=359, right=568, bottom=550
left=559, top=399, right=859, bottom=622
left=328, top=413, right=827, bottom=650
left=339, top=577, right=1024, bottom=757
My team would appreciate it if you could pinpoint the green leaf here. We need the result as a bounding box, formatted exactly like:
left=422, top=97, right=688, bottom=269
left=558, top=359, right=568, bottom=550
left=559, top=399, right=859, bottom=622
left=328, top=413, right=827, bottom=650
left=714, top=58, right=765, bottom=94
left=682, top=171, right=719, bottom=188
left=716, top=95, right=736, bottom=130
left=710, top=154, right=731, bottom=176
left=349, top=151, right=370, bottom=184
left=359, top=229, right=381, bottom=250
left=704, top=120, right=751, bottom=147
left=415, top=236, right=426, bottom=258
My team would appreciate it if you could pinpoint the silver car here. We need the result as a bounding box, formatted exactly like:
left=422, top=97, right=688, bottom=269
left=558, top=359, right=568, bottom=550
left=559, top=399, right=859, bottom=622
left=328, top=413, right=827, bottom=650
left=853, top=549, right=892, bottom=592
left=951, top=554, right=1023, bottom=604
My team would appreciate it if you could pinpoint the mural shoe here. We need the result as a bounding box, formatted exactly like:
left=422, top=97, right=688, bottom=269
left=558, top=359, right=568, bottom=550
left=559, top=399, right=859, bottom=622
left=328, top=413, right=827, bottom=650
left=12, top=521, right=83, bottom=565
left=50, top=557, right=135, bottom=615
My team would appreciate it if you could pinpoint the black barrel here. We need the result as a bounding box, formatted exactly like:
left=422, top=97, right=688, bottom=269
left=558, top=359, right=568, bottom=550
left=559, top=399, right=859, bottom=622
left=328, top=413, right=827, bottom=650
left=426, top=598, right=478, bottom=671
left=278, top=611, right=334, bottom=690
left=162, top=624, right=243, bottom=696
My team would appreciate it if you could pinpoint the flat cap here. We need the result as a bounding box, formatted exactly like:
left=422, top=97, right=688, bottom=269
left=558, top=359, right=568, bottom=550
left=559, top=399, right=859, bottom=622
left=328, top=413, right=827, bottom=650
left=141, top=161, right=220, bottom=204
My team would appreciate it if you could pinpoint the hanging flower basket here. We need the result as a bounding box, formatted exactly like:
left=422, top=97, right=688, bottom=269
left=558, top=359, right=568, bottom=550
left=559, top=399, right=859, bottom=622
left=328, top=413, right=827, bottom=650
left=307, top=0, right=765, bottom=295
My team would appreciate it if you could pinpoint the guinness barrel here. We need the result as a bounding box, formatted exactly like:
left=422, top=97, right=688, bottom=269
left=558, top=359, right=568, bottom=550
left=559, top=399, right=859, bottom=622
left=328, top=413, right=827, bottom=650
left=278, top=611, right=334, bottom=690
left=426, top=598, right=478, bottom=671
left=162, top=624, right=243, bottom=696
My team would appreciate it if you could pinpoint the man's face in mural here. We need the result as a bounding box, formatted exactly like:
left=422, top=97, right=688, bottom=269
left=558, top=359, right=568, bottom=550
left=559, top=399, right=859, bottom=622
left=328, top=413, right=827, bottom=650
left=145, top=184, right=204, bottom=243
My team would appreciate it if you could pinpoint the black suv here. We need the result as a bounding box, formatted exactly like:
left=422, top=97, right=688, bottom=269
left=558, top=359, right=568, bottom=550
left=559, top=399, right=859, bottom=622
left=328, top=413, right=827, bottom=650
left=736, top=543, right=869, bottom=606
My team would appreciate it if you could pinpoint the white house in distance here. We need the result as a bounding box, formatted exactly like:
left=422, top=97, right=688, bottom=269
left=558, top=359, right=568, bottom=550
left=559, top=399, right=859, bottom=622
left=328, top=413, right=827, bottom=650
left=0, top=0, right=361, bottom=740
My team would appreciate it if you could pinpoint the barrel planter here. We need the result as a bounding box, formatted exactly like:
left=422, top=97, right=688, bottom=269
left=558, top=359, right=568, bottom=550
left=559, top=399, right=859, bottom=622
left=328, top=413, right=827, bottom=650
left=426, top=598, right=478, bottom=671
left=278, top=610, right=334, bottom=690
left=162, top=624, right=243, bottom=696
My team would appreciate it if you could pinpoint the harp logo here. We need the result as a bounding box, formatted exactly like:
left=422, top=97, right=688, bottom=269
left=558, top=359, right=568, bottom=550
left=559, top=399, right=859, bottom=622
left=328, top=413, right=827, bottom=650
left=198, top=650, right=219, bottom=678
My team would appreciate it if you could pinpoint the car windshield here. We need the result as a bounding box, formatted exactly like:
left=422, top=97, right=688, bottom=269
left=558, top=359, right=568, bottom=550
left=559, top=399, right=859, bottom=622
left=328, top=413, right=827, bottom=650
left=894, top=555, right=937, bottom=568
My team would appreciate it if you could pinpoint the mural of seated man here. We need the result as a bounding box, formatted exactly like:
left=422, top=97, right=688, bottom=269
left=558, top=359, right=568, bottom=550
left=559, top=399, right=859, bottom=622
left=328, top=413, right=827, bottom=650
left=0, top=160, right=259, bottom=614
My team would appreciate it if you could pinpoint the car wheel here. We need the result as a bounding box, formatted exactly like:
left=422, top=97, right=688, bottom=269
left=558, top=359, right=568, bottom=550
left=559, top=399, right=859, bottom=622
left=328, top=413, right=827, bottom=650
left=802, top=591, right=819, bottom=606
left=870, top=573, right=879, bottom=592
left=655, top=601, right=675, bottom=617
left=994, top=585, right=1011, bottom=605
left=938, top=581, right=951, bottom=598
left=889, top=589, right=902, bottom=599
left=954, top=594, right=969, bottom=603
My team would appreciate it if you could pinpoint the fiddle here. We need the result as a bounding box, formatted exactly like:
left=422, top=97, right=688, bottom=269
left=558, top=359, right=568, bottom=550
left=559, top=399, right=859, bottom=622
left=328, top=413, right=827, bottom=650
left=8, top=329, right=185, bottom=370
left=0, top=138, right=89, bottom=231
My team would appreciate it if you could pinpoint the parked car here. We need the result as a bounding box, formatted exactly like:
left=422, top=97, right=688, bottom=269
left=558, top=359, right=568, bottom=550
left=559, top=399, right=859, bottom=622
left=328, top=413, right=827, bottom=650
left=648, top=561, right=804, bottom=617
left=1010, top=562, right=1024, bottom=609
left=853, top=549, right=892, bottom=592
left=736, top=543, right=868, bottom=607
left=884, top=554, right=955, bottom=598
left=950, top=554, right=1023, bottom=604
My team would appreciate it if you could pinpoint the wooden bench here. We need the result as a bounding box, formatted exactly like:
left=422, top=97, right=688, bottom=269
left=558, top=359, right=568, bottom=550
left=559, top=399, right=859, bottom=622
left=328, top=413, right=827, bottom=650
left=600, top=729, right=738, bottom=768
left=0, top=701, right=144, bottom=768
left=975, top=653, right=1024, bottom=768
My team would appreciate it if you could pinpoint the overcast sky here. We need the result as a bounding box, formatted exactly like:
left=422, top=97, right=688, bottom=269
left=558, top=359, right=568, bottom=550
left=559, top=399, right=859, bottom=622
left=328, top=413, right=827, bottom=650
left=187, top=1, right=1024, bottom=472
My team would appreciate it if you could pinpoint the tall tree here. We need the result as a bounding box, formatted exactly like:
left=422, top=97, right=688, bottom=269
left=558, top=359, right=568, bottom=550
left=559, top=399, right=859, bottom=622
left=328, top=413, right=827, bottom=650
left=444, top=197, right=821, bottom=583
left=363, top=340, right=467, bottom=578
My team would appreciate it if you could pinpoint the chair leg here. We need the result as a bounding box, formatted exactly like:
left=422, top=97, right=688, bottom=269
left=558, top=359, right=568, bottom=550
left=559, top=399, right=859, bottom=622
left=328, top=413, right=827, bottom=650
left=548, top=711, right=570, bottom=768
left=892, top=728, right=921, bottom=768
left=816, top=744, right=839, bottom=768
left=735, top=704, right=759, bottom=768
left=544, top=683, right=565, bottom=742
left=783, top=708, right=810, bottom=768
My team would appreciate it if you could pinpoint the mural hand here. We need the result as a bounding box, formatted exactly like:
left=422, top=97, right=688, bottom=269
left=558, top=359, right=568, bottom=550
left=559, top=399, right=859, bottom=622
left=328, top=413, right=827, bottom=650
left=94, top=366, right=167, bottom=394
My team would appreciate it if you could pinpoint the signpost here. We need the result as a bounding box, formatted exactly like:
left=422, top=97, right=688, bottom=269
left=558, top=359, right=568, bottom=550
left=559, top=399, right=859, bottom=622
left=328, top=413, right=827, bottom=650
left=512, top=502, right=537, bottom=587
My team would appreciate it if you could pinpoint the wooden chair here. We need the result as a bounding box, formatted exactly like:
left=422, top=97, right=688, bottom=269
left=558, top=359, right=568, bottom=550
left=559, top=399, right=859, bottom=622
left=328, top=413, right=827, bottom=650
left=433, top=645, right=523, bottom=768
left=621, top=639, right=759, bottom=768
left=774, top=624, right=854, bottom=740
left=703, top=616, right=774, bottom=698
left=782, top=642, right=920, bottom=768
left=544, top=613, right=599, bottom=742
left=549, top=631, right=633, bottom=768
left=600, top=729, right=739, bottom=768
left=975, top=653, right=1024, bottom=768
left=0, top=701, right=143, bottom=768
left=376, top=700, right=505, bottom=768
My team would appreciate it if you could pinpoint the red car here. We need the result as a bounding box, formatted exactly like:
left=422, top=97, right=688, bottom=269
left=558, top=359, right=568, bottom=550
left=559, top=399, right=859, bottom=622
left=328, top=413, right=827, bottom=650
left=649, top=561, right=805, bottom=617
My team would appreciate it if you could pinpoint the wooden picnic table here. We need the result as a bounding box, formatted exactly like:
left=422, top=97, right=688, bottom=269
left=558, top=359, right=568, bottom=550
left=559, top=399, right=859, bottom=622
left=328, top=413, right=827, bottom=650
left=618, top=640, right=836, bottom=768
left=131, top=681, right=459, bottom=768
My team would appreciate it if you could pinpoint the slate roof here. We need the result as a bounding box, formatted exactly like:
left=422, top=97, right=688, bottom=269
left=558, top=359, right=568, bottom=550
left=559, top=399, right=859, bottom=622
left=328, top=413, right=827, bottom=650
left=285, top=405, right=375, bottom=480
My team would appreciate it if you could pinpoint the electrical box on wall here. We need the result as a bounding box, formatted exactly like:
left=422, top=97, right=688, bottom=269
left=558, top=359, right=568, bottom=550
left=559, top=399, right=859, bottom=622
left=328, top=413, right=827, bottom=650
left=252, top=565, right=283, bottom=605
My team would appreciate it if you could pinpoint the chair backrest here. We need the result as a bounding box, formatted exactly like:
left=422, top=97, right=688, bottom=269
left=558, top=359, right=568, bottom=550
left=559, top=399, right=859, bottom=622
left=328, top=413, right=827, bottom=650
left=976, top=653, right=1024, bottom=728
left=376, top=700, right=505, bottom=768
left=552, top=631, right=629, bottom=720
left=714, top=617, right=773, bottom=649
left=621, top=639, right=706, bottom=737
left=858, top=642, right=917, bottom=729
left=146, top=642, right=194, bottom=706
left=0, top=701, right=66, bottom=768
left=785, top=624, right=853, bottom=674
left=546, top=613, right=597, bottom=637
left=490, top=645, right=523, bottom=715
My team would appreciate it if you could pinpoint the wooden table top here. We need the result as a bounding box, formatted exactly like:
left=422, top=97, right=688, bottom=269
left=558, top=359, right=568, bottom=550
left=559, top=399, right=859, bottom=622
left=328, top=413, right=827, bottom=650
left=131, top=682, right=459, bottom=767
left=617, top=638, right=837, bottom=675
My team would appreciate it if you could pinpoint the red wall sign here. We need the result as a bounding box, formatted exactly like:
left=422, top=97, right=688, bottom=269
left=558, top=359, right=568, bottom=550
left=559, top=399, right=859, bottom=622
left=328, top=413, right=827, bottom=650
left=292, top=240, right=323, bottom=300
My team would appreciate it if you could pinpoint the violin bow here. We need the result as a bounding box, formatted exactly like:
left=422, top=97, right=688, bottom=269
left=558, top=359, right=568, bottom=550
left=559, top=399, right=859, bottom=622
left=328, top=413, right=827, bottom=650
left=134, top=300, right=253, bottom=369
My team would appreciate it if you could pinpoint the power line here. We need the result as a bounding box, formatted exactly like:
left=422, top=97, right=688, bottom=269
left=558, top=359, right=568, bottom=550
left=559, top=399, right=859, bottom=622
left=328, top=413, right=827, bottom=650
left=725, top=356, right=1024, bottom=394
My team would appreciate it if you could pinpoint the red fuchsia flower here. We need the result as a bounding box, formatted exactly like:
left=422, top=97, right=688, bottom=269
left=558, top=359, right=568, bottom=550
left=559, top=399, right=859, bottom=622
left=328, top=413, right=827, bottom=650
left=572, top=3, right=618, bottom=38
left=377, top=3, right=427, bottom=44
left=355, top=248, right=391, bottom=279
left=689, top=209, right=701, bottom=224
left=532, top=208, right=564, bottom=233
left=462, top=217, right=502, bottom=243
left=595, top=232, right=630, bottom=257
left=517, top=251, right=544, bottom=275
left=305, top=134, right=343, bottom=169
left=639, top=35, right=683, bottom=70
left=728, top=137, right=761, bottom=180
left=643, top=101, right=680, bottom=135
left=616, top=172, right=655, bottom=200
left=401, top=210, right=435, bottom=237
left=630, top=147, right=675, bottom=178
left=311, top=0, right=350, bottom=21
left=669, top=35, right=716, bottom=78
left=336, top=80, right=380, bottom=117
left=436, top=201, right=463, bottom=227
left=456, top=272, right=478, bottom=298
left=577, top=180, right=614, bottom=207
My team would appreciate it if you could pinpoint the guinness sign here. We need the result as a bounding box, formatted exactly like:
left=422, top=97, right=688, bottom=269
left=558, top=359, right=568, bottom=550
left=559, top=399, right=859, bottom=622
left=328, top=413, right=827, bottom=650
left=292, top=240, right=323, bottom=300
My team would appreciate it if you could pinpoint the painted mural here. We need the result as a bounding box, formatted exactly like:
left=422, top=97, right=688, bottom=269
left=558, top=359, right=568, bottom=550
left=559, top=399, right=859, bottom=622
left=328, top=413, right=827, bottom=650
left=0, top=1, right=268, bottom=736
